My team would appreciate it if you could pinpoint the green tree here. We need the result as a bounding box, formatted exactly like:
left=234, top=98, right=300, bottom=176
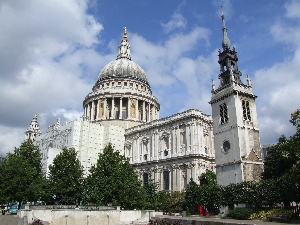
left=164, top=191, right=185, bottom=214
left=48, top=147, right=85, bottom=204
left=199, top=170, right=217, bottom=186
left=143, top=177, right=159, bottom=210
left=85, top=143, right=146, bottom=209
left=2, top=140, right=46, bottom=206
left=185, top=178, right=199, bottom=214
left=0, top=155, right=8, bottom=204
left=261, top=109, right=300, bottom=206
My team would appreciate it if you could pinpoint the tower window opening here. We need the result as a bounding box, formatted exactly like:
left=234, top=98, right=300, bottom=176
left=220, top=103, right=228, bottom=125
left=242, top=100, right=251, bottom=121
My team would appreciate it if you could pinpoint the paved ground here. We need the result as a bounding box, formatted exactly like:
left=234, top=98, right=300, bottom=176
left=0, top=214, right=18, bottom=225
left=153, top=215, right=300, bottom=225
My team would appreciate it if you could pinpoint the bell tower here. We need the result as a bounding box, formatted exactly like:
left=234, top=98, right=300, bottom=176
left=210, top=12, right=263, bottom=186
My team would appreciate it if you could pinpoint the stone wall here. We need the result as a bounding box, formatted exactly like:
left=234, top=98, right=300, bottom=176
left=18, top=208, right=163, bottom=225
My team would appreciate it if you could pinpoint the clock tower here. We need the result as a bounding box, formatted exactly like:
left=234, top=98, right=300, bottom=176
left=210, top=12, right=263, bottom=186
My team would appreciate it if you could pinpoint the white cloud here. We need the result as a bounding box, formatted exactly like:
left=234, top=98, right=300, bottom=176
left=130, top=26, right=211, bottom=87
left=253, top=0, right=300, bottom=144
left=0, top=126, right=24, bottom=156
left=161, top=12, right=187, bottom=33
left=285, top=0, right=300, bottom=19
left=0, top=0, right=104, bottom=154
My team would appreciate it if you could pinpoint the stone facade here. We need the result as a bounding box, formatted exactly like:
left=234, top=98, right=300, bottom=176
left=209, top=12, right=263, bottom=186
left=125, top=109, right=215, bottom=190
left=35, top=118, right=125, bottom=176
left=27, top=18, right=263, bottom=190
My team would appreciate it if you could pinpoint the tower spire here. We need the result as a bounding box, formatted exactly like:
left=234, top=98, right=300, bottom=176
left=221, top=11, right=231, bottom=50
left=117, top=27, right=131, bottom=60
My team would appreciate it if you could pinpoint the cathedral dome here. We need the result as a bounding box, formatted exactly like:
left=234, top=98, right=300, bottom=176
left=96, top=27, right=149, bottom=86
left=97, top=58, right=149, bottom=85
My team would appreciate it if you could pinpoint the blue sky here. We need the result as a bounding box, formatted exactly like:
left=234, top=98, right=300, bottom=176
left=1, top=0, right=300, bottom=155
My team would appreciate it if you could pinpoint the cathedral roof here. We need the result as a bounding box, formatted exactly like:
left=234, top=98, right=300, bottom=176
left=96, top=27, right=149, bottom=85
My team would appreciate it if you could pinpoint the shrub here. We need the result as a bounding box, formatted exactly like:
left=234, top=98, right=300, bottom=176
left=249, top=209, right=293, bottom=220
left=227, top=208, right=254, bottom=220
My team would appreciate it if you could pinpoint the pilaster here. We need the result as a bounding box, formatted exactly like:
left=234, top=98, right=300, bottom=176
left=119, top=97, right=123, bottom=119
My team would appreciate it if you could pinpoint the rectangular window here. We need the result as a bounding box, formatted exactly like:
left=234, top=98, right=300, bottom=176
left=220, top=103, right=228, bottom=125
left=130, top=83, right=133, bottom=87
left=112, top=82, right=115, bottom=87
left=118, top=82, right=121, bottom=86
left=143, top=173, right=148, bottom=186
left=124, top=82, right=127, bottom=86
left=242, top=100, right=251, bottom=121
left=163, top=171, right=169, bottom=190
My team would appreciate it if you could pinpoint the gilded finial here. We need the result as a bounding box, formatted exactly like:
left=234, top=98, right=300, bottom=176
left=123, top=27, right=127, bottom=37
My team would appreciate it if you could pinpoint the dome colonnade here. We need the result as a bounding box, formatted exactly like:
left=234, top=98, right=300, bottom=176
left=83, top=27, right=160, bottom=128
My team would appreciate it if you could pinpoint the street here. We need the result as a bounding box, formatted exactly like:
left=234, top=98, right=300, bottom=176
left=0, top=214, right=18, bottom=225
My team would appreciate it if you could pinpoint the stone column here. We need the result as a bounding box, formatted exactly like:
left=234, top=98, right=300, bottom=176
left=142, top=100, right=145, bottom=122
left=136, top=99, right=139, bottom=120
left=119, top=97, right=123, bottom=119
left=84, top=106, right=87, bottom=117
left=87, top=103, right=90, bottom=120
left=91, top=101, right=95, bottom=121
left=191, top=165, right=196, bottom=182
left=187, top=168, right=191, bottom=186
left=160, top=170, right=164, bottom=191
left=111, top=97, right=115, bottom=119
left=96, top=99, right=100, bottom=120
left=197, top=124, right=201, bottom=152
left=127, top=97, right=130, bottom=119
left=148, top=103, right=151, bottom=122
left=172, top=127, right=176, bottom=155
left=172, top=167, right=177, bottom=191
left=104, top=98, right=107, bottom=119
left=158, top=110, right=160, bottom=120
left=186, top=125, right=190, bottom=153
left=155, top=131, right=159, bottom=160
left=177, top=128, right=180, bottom=155
left=151, top=134, right=155, bottom=159
left=200, top=126, right=204, bottom=152
left=176, top=168, right=181, bottom=192
left=191, top=123, right=195, bottom=153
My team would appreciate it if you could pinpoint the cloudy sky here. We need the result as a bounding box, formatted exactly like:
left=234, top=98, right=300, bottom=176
left=1, top=0, right=300, bottom=156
